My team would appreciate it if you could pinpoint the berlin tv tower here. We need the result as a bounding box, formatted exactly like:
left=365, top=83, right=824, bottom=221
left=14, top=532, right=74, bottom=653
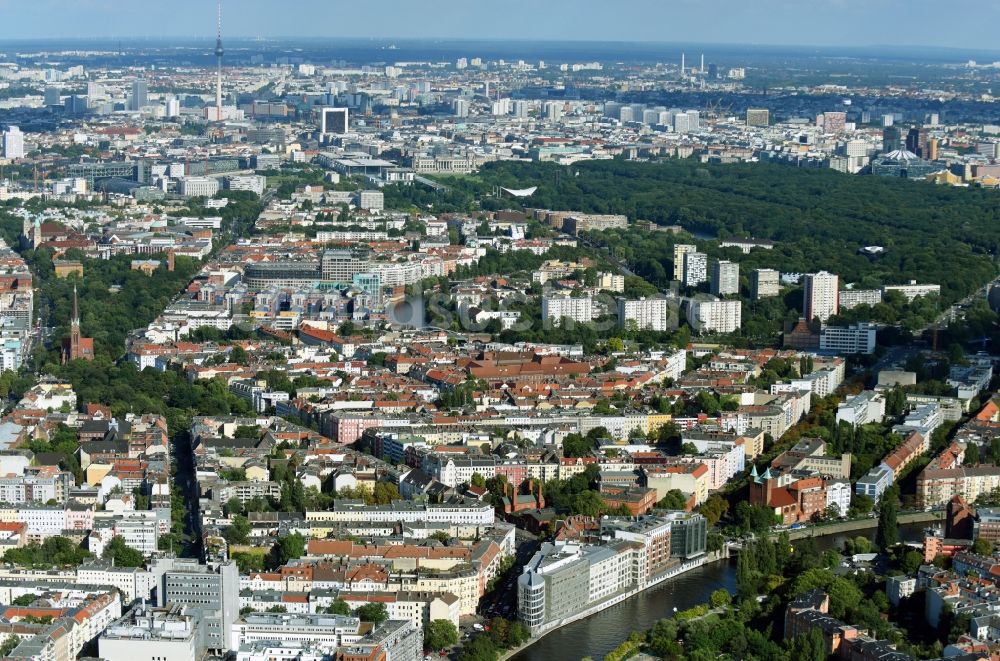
left=214, top=0, right=224, bottom=120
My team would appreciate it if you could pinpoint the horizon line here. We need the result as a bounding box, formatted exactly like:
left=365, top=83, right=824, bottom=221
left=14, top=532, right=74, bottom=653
left=0, top=35, right=997, bottom=56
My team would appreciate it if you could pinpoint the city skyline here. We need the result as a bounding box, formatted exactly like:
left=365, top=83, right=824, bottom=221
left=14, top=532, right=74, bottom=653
left=2, top=0, right=1000, bottom=52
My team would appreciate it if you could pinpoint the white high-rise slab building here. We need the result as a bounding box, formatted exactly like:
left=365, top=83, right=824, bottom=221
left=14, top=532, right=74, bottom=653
left=804, top=271, right=840, bottom=322
left=751, top=269, right=780, bottom=300
left=542, top=294, right=594, bottom=325
left=2, top=126, right=25, bottom=160
left=617, top=297, right=668, bottom=331
left=689, top=299, right=742, bottom=334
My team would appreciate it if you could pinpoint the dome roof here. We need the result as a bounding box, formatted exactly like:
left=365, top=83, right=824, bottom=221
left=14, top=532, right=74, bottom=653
left=880, top=149, right=921, bottom=163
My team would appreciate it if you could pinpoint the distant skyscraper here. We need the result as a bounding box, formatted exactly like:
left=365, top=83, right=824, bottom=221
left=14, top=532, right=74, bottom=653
left=803, top=271, right=839, bottom=322
left=214, top=0, right=224, bottom=119
left=129, top=78, right=148, bottom=111
left=320, top=107, right=349, bottom=137
left=2, top=126, right=25, bottom=160
left=452, top=98, right=470, bottom=118
left=43, top=86, right=61, bottom=106
left=906, top=127, right=930, bottom=159
left=708, top=63, right=718, bottom=79
left=883, top=126, right=901, bottom=152
left=543, top=101, right=563, bottom=121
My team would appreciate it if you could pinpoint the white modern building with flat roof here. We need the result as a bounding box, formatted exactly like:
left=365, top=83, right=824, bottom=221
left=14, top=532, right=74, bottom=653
left=820, top=322, right=877, bottom=355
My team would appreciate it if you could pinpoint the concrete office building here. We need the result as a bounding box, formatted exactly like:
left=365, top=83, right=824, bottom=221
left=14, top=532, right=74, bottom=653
left=665, top=511, right=708, bottom=559
left=751, top=269, right=780, bottom=300
left=153, top=558, right=239, bottom=653
left=230, top=613, right=363, bottom=652
left=820, top=322, right=877, bottom=355
left=517, top=543, right=619, bottom=632
left=673, top=244, right=696, bottom=280
left=710, top=260, right=740, bottom=296
left=224, top=175, right=266, bottom=197
left=617, top=297, right=668, bottom=332
left=243, top=262, right=321, bottom=290
left=178, top=177, right=221, bottom=198
left=518, top=514, right=705, bottom=633
left=355, top=190, right=384, bottom=211
left=100, top=603, right=199, bottom=661
left=803, top=271, right=839, bottom=322
left=321, top=247, right=371, bottom=282
left=682, top=252, right=708, bottom=287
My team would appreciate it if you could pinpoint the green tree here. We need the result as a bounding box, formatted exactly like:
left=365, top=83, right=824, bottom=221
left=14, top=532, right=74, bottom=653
left=710, top=588, right=731, bottom=609
left=372, top=481, right=400, bottom=505
left=102, top=536, right=145, bottom=567
left=900, top=549, right=924, bottom=574
left=656, top=489, right=688, bottom=511
left=699, top=494, right=729, bottom=526
left=876, top=487, right=900, bottom=551
left=786, top=627, right=827, bottom=661
left=457, top=635, right=498, bottom=661
left=224, top=514, right=251, bottom=546
left=355, top=602, right=389, bottom=626
left=326, top=599, right=351, bottom=615
left=973, top=537, right=994, bottom=556
left=424, top=619, right=459, bottom=651
left=562, top=433, right=595, bottom=458
left=0, top=635, right=19, bottom=657
left=229, top=345, right=249, bottom=365
left=277, top=532, right=307, bottom=564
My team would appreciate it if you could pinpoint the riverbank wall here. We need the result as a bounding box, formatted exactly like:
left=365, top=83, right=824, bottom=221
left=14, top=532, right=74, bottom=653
left=785, top=510, right=944, bottom=541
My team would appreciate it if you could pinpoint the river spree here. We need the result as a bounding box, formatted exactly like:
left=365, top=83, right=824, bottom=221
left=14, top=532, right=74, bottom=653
left=511, top=522, right=932, bottom=661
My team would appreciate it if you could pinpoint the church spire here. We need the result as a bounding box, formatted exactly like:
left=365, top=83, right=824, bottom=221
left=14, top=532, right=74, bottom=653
left=72, top=285, right=79, bottom=324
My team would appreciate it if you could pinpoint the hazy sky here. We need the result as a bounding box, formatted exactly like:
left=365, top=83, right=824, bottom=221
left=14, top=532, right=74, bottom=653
left=0, top=0, right=998, bottom=51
